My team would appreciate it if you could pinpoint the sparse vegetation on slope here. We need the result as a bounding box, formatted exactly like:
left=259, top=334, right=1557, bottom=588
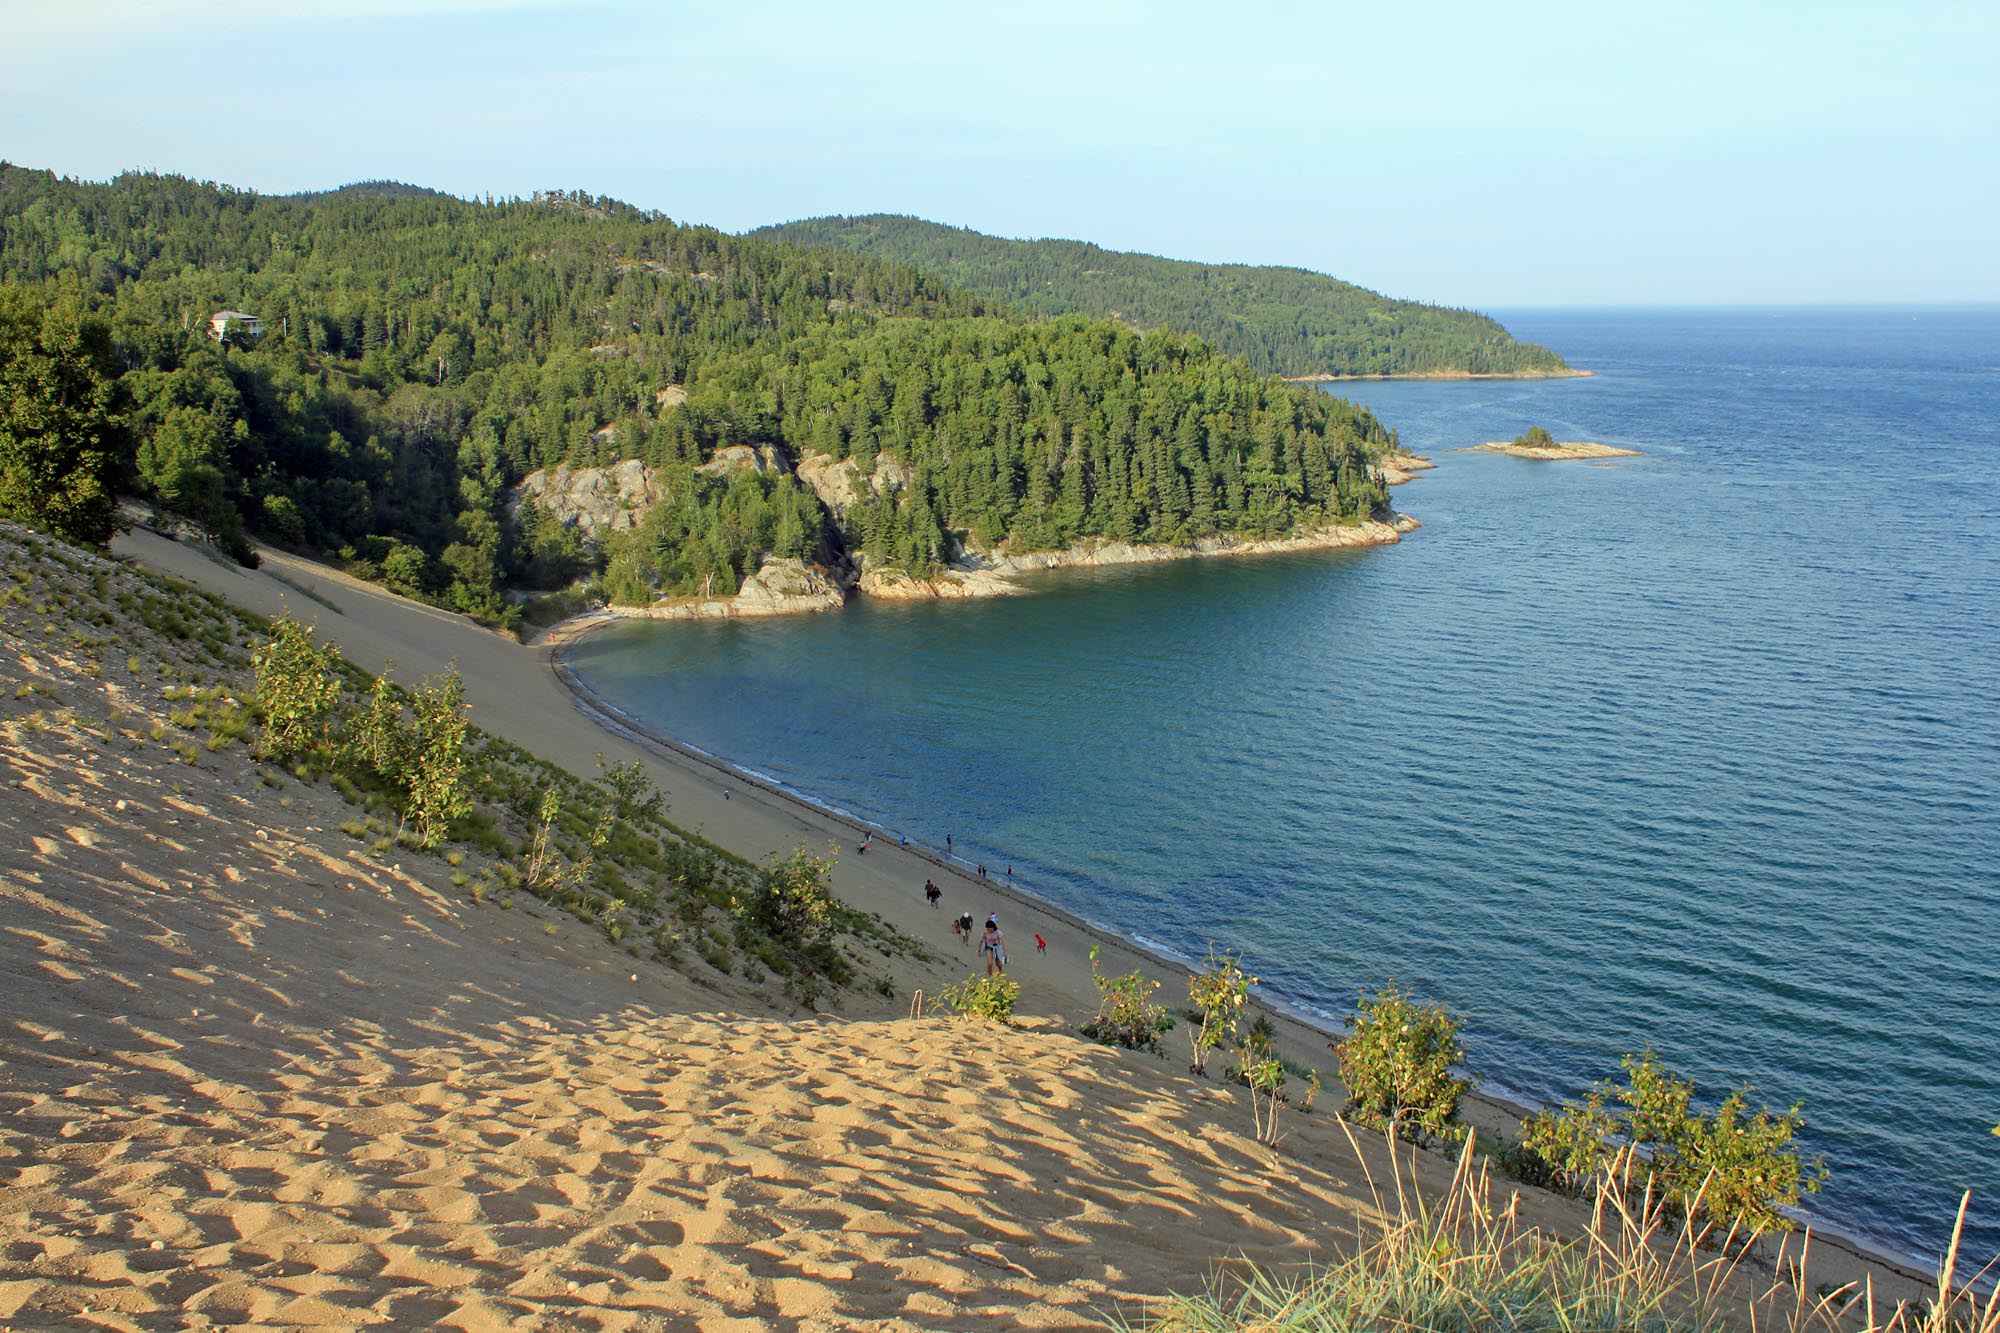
left=1132, top=1135, right=1998, bottom=1333
left=0, top=520, right=909, bottom=1006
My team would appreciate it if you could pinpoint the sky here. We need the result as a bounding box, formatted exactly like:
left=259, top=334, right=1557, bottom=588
left=5, top=0, right=1996, bottom=307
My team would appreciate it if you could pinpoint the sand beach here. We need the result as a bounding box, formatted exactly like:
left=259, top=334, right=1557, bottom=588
left=0, top=526, right=1944, bottom=1327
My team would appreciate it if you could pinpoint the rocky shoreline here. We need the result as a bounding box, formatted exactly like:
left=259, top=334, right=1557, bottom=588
left=1464, top=439, right=1643, bottom=461
left=510, top=448, right=1420, bottom=622
left=598, top=514, right=1420, bottom=620
left=1284, top=367, right=1594, bottom=384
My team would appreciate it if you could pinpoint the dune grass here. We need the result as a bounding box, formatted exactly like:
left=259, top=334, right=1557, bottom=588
left=1127, top=1124, right=1998, bottom=1333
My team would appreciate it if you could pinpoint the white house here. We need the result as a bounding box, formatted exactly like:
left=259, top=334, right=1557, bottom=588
left=208, top=310, right=263, bottom=342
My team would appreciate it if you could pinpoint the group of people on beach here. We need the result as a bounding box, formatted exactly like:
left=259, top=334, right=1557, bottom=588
left=897, top=837, right=1052, bottom=977
left=934, top=883, right=1044, bottom=976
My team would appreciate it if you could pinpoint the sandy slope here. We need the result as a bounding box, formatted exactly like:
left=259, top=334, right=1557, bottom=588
left=0, top=544, right=1504, bottom=1329
left=0, top=528, right=1938, bottom=1328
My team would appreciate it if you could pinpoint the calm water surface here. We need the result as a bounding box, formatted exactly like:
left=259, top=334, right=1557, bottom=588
left=569, top=307, right=2000, bottom=1263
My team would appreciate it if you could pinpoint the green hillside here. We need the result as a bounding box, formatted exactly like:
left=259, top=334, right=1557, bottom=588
left=0, top=165, right=1397, bottom=624
left=754, top=215, right=1571, bottom=379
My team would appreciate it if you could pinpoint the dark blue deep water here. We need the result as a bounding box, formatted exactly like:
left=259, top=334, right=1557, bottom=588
left=569, top=307, right=2000, bottom=1264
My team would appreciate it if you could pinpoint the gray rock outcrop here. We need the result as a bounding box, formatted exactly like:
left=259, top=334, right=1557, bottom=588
left=512, top=460, right=662, bottom=544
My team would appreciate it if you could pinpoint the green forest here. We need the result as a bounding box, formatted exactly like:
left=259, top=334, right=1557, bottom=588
left=0, top=164, right=1400, bottom=625
left=753, top=215, right=1572, bottom=380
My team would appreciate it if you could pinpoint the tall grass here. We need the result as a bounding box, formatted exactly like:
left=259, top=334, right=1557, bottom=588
left=1127, top=1124, right=1998, bottom=1333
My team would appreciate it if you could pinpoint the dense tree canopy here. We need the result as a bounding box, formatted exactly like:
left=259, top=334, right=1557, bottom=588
left=0, top=163, right=1400, bottom=619
left=753, top=215, right=1573, bottom=379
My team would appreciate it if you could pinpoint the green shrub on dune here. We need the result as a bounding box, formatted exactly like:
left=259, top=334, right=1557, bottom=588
left=1334, top=985, right=1471, bottom=1145
left=936, top=974, right=1021, bottom=1023
left=1511, top=1050, right=1828, bottom=1235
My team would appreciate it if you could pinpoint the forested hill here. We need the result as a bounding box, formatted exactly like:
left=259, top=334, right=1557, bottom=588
left=753, top=215, right=1571, bottom=380
left=0, top=164, right=1395, bottom=627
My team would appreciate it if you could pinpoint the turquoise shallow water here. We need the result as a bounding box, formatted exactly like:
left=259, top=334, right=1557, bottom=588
left=568, top=306, right=2000, bottom=1264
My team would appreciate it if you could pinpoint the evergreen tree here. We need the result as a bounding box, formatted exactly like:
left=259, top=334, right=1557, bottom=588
left=0, top=285, right=131, bottom=545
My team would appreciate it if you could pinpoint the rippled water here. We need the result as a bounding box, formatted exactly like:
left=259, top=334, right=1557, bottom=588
left=568, top=306, right=2000, bottom=1263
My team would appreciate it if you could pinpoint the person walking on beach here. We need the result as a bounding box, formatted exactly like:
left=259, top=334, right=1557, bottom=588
left=1035, top=932, right=1046, bottom=955
left=924, top=879, right=941, bottom=908
left=979, top=916, right=1007, bottom=976
left=954, top=912, right=974, bottom=947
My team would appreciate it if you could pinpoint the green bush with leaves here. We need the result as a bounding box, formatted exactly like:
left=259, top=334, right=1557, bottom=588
left=1515, top=1051, right=1827, bottom=1233
left=1244, top=1053, right=1288, bottom=1146
left=597, top=753, right=664, bottom=824
left=1334, top=984, right=1470, bottom=1143
left=1082, top=944, right=1176, bottom=1054
left=522, top=787, right=611, bottom=899
left=405, top=668, right=472, bottom=848
left=937, top=973, right=1020, bottom=1024
left=1188, top=945, right=1257, bottom=1078
left=342, top=674, right=408, bottom=783
left=251, top=615, right=341, bottom=760
left=739, top=847, right=840, bottom=947
left=1513, top=424, right=1556, bottom=449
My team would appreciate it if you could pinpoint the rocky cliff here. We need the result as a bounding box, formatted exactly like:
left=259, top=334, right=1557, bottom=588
left=608, top=557, right=846, bottom=620
left=511, top=460, right=662, bottom=544
left=514, top=448, right=791, bottom=547
left=512, top=450, right=1416, bottom=621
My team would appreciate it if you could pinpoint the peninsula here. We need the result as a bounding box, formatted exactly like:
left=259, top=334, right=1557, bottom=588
left=0, top=163, right=1413, bottom=637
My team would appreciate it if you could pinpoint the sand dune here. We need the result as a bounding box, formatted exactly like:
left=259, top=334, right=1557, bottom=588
left=2, top=656, right=1479, bottom=1330
left=0, top=530, right=1489, bottom=1329
left=1, top=528, right=1939, bottom=1327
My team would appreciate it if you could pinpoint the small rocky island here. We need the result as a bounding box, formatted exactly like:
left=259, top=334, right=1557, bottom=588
left=1469, top=426, right=1642, bottom=461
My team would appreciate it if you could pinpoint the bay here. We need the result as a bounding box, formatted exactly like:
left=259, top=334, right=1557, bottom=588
left=566, top=305, right=2000, bottom=1264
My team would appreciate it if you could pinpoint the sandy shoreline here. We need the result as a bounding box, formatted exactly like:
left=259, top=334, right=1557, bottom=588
left=104, top=527, right=1945, bottom=1299
left=543, top=615, right=1942, bottom=1292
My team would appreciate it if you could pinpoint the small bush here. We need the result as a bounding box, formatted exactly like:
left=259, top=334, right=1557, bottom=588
left=343, top=675, right=408, bottom=787
left=1513, top=424, right=1557, bottom=450
left=937, top=973, right=1020, bottom=1023
left=1335, top=984, right=1470, bottom=1144
left=737, top=847, right=839, bottom=947
left=1188, top=945, right=1256, bottom=1078
left=404, top=668, right=472, bottom=848
left=1082, top=945, right=1175, bottom=1053
left=597, top=753, right=664, bottom=824
left=1244, top=1053, right=1288, bottom=1146
left=1513, top=1051, right=1827, bottom=1234
left=252, top=617, right=340, bottom=760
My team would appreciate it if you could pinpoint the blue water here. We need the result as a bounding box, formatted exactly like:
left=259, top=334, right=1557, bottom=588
left=568, top=306, right=2000, bottom=1265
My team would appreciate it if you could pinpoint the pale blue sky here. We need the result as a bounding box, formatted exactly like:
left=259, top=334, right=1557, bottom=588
left=5, top=0, right=1995, bottom=307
